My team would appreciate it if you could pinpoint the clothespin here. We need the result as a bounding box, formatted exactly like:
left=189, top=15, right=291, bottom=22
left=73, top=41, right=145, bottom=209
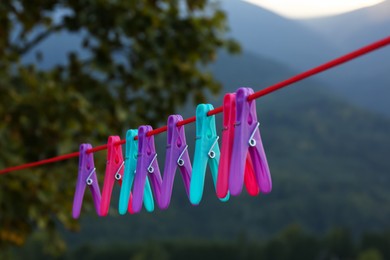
left=217, top=93, right=260, bottom=199
left=229, top=87, right=272, bottom=196
left=190, top=104, right=230, bottom=205
left=118, top=129, right=155, bottom=215
left=159, top=115, right=192, bottom=209
left=132, top=125, right=162, bottom=213
left=72, top=143, right=101, bottom=219
left=100, top=136, right=125, bottom=216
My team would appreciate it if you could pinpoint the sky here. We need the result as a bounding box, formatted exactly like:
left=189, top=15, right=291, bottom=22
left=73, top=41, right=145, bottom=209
left=243, top=0, right=385, bottom=19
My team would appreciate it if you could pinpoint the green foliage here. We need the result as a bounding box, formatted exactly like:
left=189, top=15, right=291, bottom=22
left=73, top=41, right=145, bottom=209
left=0, top=0, right=238, bottom=253
left=32, top=51, right=389, bottom=253
left=358, top=249, right=384, bottom=260
left=9, top=225, right=390, bottom=260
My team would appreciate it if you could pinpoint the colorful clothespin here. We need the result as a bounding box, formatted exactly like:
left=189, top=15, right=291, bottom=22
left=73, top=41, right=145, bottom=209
left=100, top=136, right=125, bottom=216
left=72, top=144, right=101, bottom=219
left=159, top=115, right=192, bottom=209
left=132, top=126, right=162, bottom=213
left=217, top=93, right=260, bottom=199
left=118, top=129, right=154, bottom=215
left=229, top=87, right=272, bottom=196
left=190, top=104, right=230, bottom=205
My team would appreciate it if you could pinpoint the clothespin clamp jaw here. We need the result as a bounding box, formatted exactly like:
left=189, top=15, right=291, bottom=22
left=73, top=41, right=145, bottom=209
left=159, top=114, right=192, bottom=209
left=119, top=130, right=155, bottom=215
left=100, top=136, right=125, bottom=216
left=132, top=125, right=162, bottom=213
left=72, top=143, right=101, bottom=219
left=229, top=87, right=272, bottom=196
left=216, top=94, right=259, bottom=199
left=190, top=104, right=229, bottom=205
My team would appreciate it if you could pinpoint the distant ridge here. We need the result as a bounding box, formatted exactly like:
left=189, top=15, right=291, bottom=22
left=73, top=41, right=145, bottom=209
left=300, top=0, right=390, bottom=49
left=299, top=1, right=390, bottom=115
left=221, top=0, right=340, bottom=70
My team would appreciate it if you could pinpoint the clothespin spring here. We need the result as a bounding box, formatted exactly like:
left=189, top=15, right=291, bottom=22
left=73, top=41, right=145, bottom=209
left=147, top=154, right=158, bottom=173
left=248, top=122, right=260, bottom=147
left=86, top=168, right=97, bottom=185
left=177, top=145, right=188, bottom=166
left=115, top=161, right=125, bottom=180
left=208, top=136, right=220, bottom=159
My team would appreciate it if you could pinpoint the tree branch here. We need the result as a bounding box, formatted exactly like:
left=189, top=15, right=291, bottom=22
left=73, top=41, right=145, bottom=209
left=15, top=24, right=66, bottom=55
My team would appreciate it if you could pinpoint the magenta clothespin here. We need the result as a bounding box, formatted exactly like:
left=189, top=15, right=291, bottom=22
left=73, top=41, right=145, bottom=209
left=100, top=136, right=125, bottom=216
left=72, top=143, right=102, bottom=219
left=229, top=87, right=272, bottom=196
left=132, top=126, right=162, bottom=213
left=159, top=115, right=192, bottom=209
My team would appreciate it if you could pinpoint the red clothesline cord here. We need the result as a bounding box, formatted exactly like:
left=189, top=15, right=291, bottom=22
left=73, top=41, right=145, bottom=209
left=1, top=35, right=389, bottom=175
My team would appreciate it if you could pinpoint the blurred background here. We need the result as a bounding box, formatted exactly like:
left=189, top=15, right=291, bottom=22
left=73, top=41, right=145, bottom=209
left=0, top=0, right=389, bottom=259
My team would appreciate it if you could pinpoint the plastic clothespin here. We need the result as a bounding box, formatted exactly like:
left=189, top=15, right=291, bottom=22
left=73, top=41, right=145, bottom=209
left=190, top=104, right=230, bottom=205
left=159, top=115, right=192, bottom=209
left=132, top=125, right=162, bottom=213
left=217, top=93, right=260, bottom=199
left=72, top=144, right=102, bottom=219
left=118, top=129, right=154, bottom=215
left=100, top=136, right=125, bottom=216
left=229, top=87, right=272, bottom=196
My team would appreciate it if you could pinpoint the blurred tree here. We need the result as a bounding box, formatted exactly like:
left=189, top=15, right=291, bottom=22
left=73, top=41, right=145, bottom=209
left=357, top=249, right=384, bottom=260
left=361, top=231, right=390, bottom=259
left=0, top=0, right=239, bottom=255
left=323, top=227, right=356, bottom=259
left=262, top=224, right=320, bottom=260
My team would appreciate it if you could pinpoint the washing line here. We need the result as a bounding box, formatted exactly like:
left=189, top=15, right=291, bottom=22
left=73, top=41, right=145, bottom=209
left=1, top=35, right=389, bottom=175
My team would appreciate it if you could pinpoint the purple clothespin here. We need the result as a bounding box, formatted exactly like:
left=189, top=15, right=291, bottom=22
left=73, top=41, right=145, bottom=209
left=132, top=125, right=162, bottom=213
left=159, top=115, right=192, bottom=209
left=229, top=87, right=272, bottom=196
left=72, top=143, right=102, bottom=219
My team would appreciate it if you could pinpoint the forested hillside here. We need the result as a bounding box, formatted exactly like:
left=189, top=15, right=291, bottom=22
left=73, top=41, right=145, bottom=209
left=59, top=52, right=390, bottom=247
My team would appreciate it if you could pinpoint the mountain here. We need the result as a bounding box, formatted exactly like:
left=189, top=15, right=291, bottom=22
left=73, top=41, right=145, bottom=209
left=221, top=0, right=340, bottom=70
left=301, top=0, right=390, bottom=50
left=63, top=51, right=390, bottom=247
left=299, top=1, right=390, bottom=116
left=221, top=0, right=390, bottom=117
left=23, top=1, right=389, bottom=116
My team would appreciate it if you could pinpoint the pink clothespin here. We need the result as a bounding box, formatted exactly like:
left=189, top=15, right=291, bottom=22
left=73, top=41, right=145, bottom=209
left=229, top=88, right=272, bottom=196
left=217, top=93, right=259, bottom=199
left=72, top=143, right=102, bottom=219
left=100, top=136, right=125, bottom=216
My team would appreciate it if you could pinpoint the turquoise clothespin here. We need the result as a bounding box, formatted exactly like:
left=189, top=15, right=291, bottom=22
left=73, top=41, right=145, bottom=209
left=118, top=129, right=154, bottom=214
left=190, top=104, right=230, bottom=205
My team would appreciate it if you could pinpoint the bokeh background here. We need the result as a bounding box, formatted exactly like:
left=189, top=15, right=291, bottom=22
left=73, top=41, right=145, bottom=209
left=0, top=0, right=389, bottom=259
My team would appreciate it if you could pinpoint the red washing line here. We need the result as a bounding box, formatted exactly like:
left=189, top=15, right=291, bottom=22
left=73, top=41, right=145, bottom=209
left=1, top=35, right=390, bottom=175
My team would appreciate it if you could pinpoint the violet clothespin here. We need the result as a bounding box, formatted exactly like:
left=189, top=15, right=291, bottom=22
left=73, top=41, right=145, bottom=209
left=132, top=125, right=162, bottom=213
left=229, top=87, right=272, bottom=196
left=118, top=129, right=155, bottom=215
left=100, top=136, right=125, bottom=216
left=190, top=104, right=229, bottom=205
left=72, top=144, right=102, bottom=219
left=216, top=93, right=259, bottom=199
left=159, top=115, right=192, bottom=209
